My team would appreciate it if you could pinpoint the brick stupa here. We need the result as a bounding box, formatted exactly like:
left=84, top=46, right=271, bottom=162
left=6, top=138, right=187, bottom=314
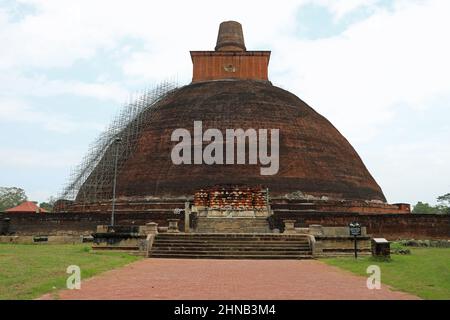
left=58, top=21, right=409, bottom=215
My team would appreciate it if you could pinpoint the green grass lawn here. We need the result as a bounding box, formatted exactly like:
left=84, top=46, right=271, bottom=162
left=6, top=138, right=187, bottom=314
left=0, top=244, right=142, bottom=300
left=322, top=245, right=450, bottom=300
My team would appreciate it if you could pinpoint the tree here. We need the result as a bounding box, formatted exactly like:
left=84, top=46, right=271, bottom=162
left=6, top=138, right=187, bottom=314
left=39, top=196, right=56, bottom=212
left=437, top=193, right=450, bottom=206
left=412, top=193, right=450, bottom=214
left=0, top=187, right=28, bottom=212
left=436, top=193, right=450, bottom=214
left=38, top=202, right=52, bottom=212
left=412, top=201, right=440, bottom=214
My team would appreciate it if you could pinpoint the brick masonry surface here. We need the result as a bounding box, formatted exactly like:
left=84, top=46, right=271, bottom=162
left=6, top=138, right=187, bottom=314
left=76, top=80, right=387, bottom=202
left=39, top=259, right=419, bottom=300
left=190, top=51, right=270, bottom=82
left=2, top=212, right=449, bottom=240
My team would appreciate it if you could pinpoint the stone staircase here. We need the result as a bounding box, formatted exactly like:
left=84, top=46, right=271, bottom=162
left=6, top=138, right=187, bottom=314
left=150, top=233, right=312, bottom=259
left=195, top=217, right=270, bottom=233
left=92, top=245, right=146, bottom=256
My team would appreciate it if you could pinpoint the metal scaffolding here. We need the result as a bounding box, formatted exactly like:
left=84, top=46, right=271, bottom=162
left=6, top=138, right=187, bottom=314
left=57, top=81, right=179, bottom=208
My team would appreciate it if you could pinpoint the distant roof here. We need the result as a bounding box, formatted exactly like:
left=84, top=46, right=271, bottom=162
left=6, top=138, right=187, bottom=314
left=5, top=201, right=48, bottom=213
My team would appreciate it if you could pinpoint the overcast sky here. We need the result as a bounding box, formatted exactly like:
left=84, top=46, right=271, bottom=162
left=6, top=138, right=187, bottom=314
left=0, top=0, right=449, bottom=205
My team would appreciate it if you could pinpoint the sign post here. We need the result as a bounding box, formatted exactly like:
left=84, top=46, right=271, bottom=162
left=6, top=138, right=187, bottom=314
left=349, top=222, right=361, bottom=259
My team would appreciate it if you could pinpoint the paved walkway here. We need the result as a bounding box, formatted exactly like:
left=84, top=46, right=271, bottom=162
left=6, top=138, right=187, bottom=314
left=40, top=259, right=418, bottom=300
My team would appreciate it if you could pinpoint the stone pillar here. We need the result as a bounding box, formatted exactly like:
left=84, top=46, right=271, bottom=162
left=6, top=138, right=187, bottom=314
left=167, top=219, right=180, bottom=233
left=283, top=219, right=296, bottom=234
left=184, top=202, right=190, bottom=233
left=146, top=222, right=158, bottom=234
left=139, top=222, right=158, bottom=235
left=96, top=225, right=109, bottom=233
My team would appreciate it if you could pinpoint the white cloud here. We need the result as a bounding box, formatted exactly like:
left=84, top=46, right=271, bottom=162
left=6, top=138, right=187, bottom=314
left=314, top=0, right=380, bottom=20
left=0, top=0, right=301, bottom=70
left=0, top=72, right=129, bottom=103
left=368, top=134, right=450, bottom=204
left=271, top=0, right=450, bottom=143
left=0, top=97, right=104, bottom=133
left=0, top=146, right=80, bottom=169
left=26, top=190, right=54, bottom=203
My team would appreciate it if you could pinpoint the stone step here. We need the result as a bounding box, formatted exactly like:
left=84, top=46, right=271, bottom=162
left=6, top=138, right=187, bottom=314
left=129, top=251, right=148, bottom=257
left=195, top=221, right=270, bottom=224
left=154, top=241, right=309, bottom=246
left=153, top=246, right=311, bottom=251
left=156, top=232, right=306, bottom=236
left=92, top=246, right=139, bottom=251
left=150, top=253, right=313, bottom=259
left=153, top=243, right=311, bottom=248
left=150, top=233, right=312, bottom=259
left=271, top=204, right=316, bottom=210
left=92, top=246, right=148, bottom=257
left=152, top=252, right=312, bottom=257
left=154, top=237, right=309, bottom=241
left=154, top=236, right=310, bottom=240
left=152, top=250, right=311, bottom=256
left=153, top=241, right=309, bottom=248
left=271, top=199, right=316, bottom=203
left=195, top=217, right=271, bottom=233
left=195, top=230, right=271, bottom=234
left=273, top=209, right=318, bottom=213
left=195, top=229, right=271, bottom=234
left=195, top=224, right=270, bottom=227
left=156, top=234, right=309, bottom=239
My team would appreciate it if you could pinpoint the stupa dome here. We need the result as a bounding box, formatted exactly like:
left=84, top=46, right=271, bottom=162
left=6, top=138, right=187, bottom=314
left=78, top=79, right=385, bottom=202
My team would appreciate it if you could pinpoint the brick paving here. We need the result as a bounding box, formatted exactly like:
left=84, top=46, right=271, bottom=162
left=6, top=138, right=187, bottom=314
left=40, top=259, right=418, bottom=300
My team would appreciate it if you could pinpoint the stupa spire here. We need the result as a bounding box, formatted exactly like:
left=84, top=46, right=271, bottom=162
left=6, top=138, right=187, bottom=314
left=190, top=21, right=270, bottom=82
left=215, top=21, right=246, bottom=51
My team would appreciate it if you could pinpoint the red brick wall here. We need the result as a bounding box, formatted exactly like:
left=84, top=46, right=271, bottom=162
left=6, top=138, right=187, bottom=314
left=190, top=51, right=270, bottom=82
left=2, top=212, right=449, bottom=240
left=271, top=199, right=410, bottom=214
left=269, top=212, right=450, bottom=240
left=1, top=212, right=184, bottom=235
